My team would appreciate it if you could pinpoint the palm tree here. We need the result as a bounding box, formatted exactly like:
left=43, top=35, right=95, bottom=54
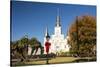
left=19, top=36, right=29, bottom=61
left=29, top=37, right=42, bottom=56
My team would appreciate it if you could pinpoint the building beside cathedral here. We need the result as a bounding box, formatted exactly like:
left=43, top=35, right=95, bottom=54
left=44, top=9, right=70, bottom=55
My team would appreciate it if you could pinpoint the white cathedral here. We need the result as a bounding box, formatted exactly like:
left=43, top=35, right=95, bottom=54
left=28, top=9, right=70, bottom=55
left=44, top=9, right=70, bottom=54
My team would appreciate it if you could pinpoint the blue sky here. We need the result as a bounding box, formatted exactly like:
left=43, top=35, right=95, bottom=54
left=11, top=1, right=96, bottom=45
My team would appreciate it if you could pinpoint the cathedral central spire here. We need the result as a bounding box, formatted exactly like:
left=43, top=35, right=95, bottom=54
left=56, top=8, right=61, bottom=27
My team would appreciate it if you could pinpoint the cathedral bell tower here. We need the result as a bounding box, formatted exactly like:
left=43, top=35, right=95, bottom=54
left=44, top=26, right=51, bottom=54
left=56, top=8, right=61, bottom=27
left=45, top=27, right=49, bottom=37
left=55, top=8, right=62, bottom=35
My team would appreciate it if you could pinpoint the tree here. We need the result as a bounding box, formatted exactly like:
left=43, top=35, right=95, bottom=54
left=11, top=36, right=44, bottom=60
left=68, top=15, right=96, bottom=57
left=29, top=37, right=42, bottom=56
left=19, top=36, right=29, bottom=60
left=11, top=35, right=29, bottom=61
left=11, top=40, right=23, bottom=59
left=19, top=36, right=29, bottom=47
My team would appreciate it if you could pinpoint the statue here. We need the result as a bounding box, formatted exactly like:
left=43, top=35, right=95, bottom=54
left=45, top=35, right=51, bottom=64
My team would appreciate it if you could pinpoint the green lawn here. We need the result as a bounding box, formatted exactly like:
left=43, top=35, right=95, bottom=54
left=24, top=57, right=78, bottom=65
left=12, top=57, right=96, bottom=66
left=49, top=57, right=78, bottom=64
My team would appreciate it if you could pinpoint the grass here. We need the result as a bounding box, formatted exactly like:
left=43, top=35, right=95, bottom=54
left=11, top=57, right=96, bottom=66
left=49, top=57, right=78, bottom=64
left=23, top=57, right=78, bottom=65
